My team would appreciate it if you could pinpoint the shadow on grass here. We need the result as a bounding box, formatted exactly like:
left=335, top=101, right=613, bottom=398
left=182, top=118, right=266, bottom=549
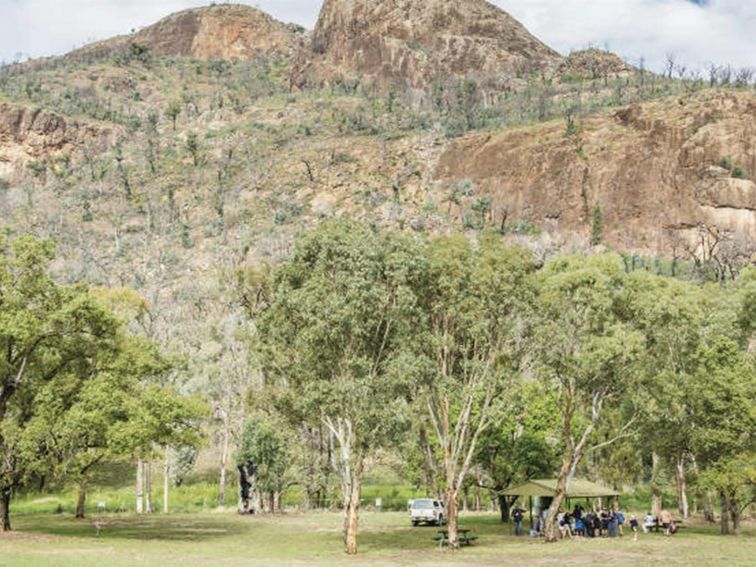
left=14, top=514, right=249, bottom=542
left=359, top=516, right=517, bottom=554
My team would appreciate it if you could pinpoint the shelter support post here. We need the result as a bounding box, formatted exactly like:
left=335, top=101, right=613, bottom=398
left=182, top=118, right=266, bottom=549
left=529, top=496, right=533, bottom=530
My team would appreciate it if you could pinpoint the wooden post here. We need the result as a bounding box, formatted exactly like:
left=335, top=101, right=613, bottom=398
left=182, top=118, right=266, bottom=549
left=529, top=496, right=534, bottom=530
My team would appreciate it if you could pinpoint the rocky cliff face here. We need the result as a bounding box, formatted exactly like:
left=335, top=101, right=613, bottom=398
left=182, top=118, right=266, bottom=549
left=436, top=90, right=756, bottom=253
left=71, top=4, right=302, bottom=62
left=133, top=4, right=301, bottom=59
left=0, top=103, right=119, bottom=183
left=292, top=0, right=561, bottom=95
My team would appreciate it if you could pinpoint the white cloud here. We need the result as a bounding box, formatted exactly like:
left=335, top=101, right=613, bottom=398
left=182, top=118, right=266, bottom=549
left=499, top=0, right=756, bottom=70
left=0, top=1, right=753, bottom=72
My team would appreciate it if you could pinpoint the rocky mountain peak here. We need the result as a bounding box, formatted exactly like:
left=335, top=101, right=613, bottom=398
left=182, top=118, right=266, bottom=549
left=67, top=3, right=303, bottom=63
left=130, top=3, right=302, bottom=59
left=294, top=0, right=562, bottom=93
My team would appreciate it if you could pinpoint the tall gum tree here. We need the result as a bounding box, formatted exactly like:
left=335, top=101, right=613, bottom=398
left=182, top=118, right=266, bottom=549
left=256, top=221, right=425, bottom=554
left=691, top=338, right=755, bottom=535
left=531, top=255, right=643, bottom=542
left=625, top=272, right=704, bottom=519
left=689, top=271, right=755, bottom=534
left=418, top=234, right=534, bottom=548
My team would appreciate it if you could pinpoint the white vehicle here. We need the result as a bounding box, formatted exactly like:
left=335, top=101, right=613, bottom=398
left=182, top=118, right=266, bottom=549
left=409, top=498, right=446, bottom=526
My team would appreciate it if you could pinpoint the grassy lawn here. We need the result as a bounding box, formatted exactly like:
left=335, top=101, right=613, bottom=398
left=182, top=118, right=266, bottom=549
left=0, top=511, right=754, bottom=566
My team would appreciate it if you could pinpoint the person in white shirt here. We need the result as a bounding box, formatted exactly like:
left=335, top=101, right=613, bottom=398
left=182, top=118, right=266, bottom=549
left=642, top=512, right=657, bottom=533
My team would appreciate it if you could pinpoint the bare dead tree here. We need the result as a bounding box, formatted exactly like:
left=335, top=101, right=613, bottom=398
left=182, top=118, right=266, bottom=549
left=302, top=160, right=316, bottom=183
left=720, top=65, right=733, bottom=86
left=708, top=63, right=721, bottom=87
left=680, top=224, right=754, bottom=282
left=735, top=67, right=756, bottom=87
left=664, top=53, right=677, bottom=80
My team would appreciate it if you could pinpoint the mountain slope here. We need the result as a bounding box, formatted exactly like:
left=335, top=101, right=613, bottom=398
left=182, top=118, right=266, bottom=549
left=0, top=102, right=119, bottom=183
left=0, top=2, right=752, bottom=271
left=436, top=90, right=756, bottom=254
left=0, top=3, right=753, bottom=403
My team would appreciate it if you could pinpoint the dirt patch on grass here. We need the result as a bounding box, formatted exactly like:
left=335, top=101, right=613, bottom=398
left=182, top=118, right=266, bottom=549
left=0, top=531, right=60, bottom=543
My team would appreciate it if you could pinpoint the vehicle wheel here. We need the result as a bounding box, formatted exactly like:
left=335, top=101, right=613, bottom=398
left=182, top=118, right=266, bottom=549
left=412, top=521, right=419, bottom=527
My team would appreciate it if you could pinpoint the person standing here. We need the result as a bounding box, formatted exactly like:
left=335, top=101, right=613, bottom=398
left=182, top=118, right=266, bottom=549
left=660, top=509, right=673, bottom=536
left=607, top=510, right=618, bottom=538
left=629, top=514, right=639, bottom=541
left=615, top=508, right=626, bottom=536
left=599, top=509, right=610, bottom=537
left=585, top=512, right=595, bottom=537
left=512, top=504, right=526, bottom=536
left=575, top=515, right=585, bottom=537
left=559, top=512, right=573, bottom=539
left=573, top=504, right=583, bottom=521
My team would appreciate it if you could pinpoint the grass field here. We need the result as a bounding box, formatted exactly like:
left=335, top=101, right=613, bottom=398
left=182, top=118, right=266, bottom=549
left=1, top=511, right=754, bottom=566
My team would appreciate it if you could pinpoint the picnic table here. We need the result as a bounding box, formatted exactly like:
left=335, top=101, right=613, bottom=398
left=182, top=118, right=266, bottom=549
left=646, top=519, right=684, bottom=533
left=433, top=528, right=478, bottom=547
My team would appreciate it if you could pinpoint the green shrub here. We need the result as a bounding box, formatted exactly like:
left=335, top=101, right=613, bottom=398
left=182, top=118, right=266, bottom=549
left=504, top=221, right=543, bottom=236
left=732, top=166, right=747, bottom=179
left=591, top=204, right=603, bottom=245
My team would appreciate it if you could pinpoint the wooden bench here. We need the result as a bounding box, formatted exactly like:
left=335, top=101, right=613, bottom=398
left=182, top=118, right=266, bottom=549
left=433, top=529, right=478, bottom=547
left=647, top=520, right=684, bottom=533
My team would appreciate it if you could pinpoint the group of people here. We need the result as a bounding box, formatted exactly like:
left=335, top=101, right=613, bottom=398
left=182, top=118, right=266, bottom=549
left=642, top=510, right=678, bottom=536
left=554, top=506, right=628, bottom=540
left=511, top=504, right=677, bottom=541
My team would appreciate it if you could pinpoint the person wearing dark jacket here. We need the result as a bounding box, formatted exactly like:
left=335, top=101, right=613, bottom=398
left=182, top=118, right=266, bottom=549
left=512, top=505, right=526, bottom=536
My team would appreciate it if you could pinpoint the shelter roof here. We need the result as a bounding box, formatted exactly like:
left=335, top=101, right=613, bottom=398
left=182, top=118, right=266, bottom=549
left=500, top=479, right=620, bottom=498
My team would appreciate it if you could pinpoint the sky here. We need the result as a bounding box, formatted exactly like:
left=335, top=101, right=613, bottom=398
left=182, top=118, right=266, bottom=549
left=0, top=0, right=754, bottom=71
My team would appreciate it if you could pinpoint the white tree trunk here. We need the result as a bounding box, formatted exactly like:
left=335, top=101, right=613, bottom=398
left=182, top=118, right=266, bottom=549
left=136, top=459, right=144, bottom=514
left=675, top=456, right=689, bottom=519
left=163, top=459, right=170, bottom=514
left=545, top=458, right=571, bottom=542
left=343, top=466, right=361, bottom=555
left=219, top=415, right=230, bottom=506
left=145, top=461, right=153, bottom=514
left=651, top=452, right=662, bottom=517
left=326, top=417, right=362, bottom=555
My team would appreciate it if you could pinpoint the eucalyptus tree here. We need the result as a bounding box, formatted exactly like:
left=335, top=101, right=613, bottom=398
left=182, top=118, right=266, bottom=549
left=255, top=221, right=425, bottom=554
left=27, top=333, right=204, bottom=519
left=689, top=337, right=755, bottom=534
left=531, top=255, right=644, bottom=542
left=207, top=263, right=273, bottom=507
left=236, top=413, right=292, bottom=513
left=474, top=381, right=558, bottom=522
left=91, top=286, right=206, bottom=515
left=417, top=233, right=535, bottom=547
left=0, top=235, right=119, bottom=531
left=689, top=271, right=756, bottom=534
left=624, top=271, right=705, bottom=518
